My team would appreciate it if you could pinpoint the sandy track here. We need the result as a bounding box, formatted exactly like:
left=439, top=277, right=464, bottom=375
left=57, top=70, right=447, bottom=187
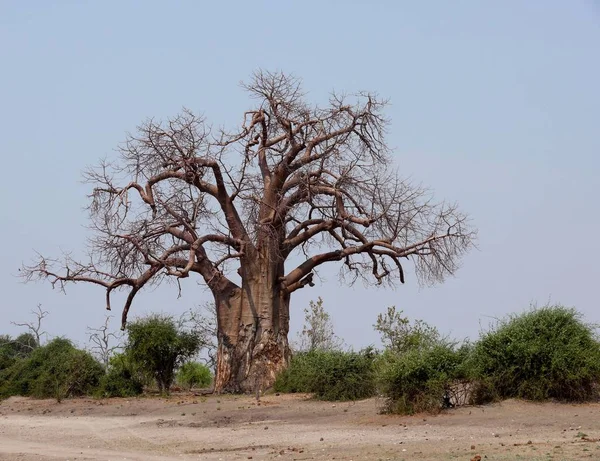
left=2, top=394, right=600, bottom=460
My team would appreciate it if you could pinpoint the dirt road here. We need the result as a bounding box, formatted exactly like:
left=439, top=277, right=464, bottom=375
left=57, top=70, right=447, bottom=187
left=1, top=393, right=600, bottom=460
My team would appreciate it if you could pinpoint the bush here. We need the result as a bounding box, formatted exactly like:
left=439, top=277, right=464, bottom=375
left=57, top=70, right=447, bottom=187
left=469, top=305, right=600, bottom=402
left=297, top=298, right=344, bottom=352
left=0, top=333, right=38, bottom=371
left=0, top=336, right=16, bottom=372
left=176, top=362, right=212, bottom=390
left=378, top=343, right=470, bottom=414
left=274, top=349, right=377, bottom=401
left=0, top=338, right=104, bottom=401
left=96, top=353, right=145, bottom=398
left=374, top=306, right=443, bottom=354
left=126, top=314, right=202, bottom=394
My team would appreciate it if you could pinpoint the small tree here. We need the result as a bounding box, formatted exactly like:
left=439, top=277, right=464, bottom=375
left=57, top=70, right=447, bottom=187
left=87, top=316, right=122, bottom=369
left=11, top=304, right=48, bottom=348
left=374, top=306, right=442, bottom=354
left=125, top=314, right=201, bottom=394
left=297, top=297, right=343, bottom=352
left=1, top=306, right=46, bottom=376
left=177, top=361, right=212, bottom=390
left=186, top=303, right=218, bottom=370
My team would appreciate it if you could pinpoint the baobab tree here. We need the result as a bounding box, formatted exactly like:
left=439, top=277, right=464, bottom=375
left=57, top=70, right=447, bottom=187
left=23, top=71, right=476, bottom=393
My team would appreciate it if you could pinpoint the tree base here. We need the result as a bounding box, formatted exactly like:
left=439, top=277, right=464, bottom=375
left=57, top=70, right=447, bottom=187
left=214, top=330, right=290, bottom=394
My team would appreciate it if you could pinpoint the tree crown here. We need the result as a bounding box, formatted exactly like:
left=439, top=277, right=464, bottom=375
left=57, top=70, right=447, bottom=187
left=23, top=71, right=476, bottom=326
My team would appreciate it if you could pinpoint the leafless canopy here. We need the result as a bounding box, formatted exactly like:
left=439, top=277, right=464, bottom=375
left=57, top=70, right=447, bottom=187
left=87, top=315, right=122, bottom=369
left=11, top=304, right=49, bottom=347
left=186, top=302, right=218, bottom=370
left=23, top=71, right=475, bottom=327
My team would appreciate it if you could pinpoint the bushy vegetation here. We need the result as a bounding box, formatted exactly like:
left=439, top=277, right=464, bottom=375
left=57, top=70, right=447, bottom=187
left=378, top=343, right=472, bottom=414
left=0, top=338, right=104, bottom=401
left=377, top=304, right=600, bottom=414
left=96, top=353, right=145, bottom=398
left=3, top=301, right=599, bottom=410
left=0, top=333, right=38, bottom=371
left=276, top=299, right=374, bottom=401
left=276, top=302, right=600, bottom=414
left=176, top=362, right=212, bottom=390
left=371, top=307, right=469, bottom=414
left=1, top=312, right=207, bottom=400
left=469, top=305, right=600, bottom=402
left=126, top=314, right=202, bottom=394
left=274, top=349, right=377, bottom=401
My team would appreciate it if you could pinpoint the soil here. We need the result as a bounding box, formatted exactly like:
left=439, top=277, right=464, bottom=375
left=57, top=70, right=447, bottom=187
left=1, top=393, right=600, bottom=460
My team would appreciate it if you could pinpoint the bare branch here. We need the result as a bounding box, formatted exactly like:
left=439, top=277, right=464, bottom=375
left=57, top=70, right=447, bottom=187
left=87, top=315, right=122, bottom=369
left=10, top=304, right=49, bottom=347
left=24, top=71, right=475, bottom=332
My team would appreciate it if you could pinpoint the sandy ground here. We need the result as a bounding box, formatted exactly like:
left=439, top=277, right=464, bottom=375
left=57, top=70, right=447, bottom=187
left=1, top=394, right=600, bottom=461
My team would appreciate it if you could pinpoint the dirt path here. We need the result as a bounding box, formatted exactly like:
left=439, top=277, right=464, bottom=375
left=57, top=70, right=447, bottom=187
left=1, top=394, right=600, bottom=460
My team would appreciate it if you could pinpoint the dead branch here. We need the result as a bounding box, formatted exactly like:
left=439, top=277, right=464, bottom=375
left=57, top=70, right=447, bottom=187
left=11, top=304, right=49, bottom=347
left=87, top=315, right=122, bottom=369
left=23, top=71, right=476, bottom=324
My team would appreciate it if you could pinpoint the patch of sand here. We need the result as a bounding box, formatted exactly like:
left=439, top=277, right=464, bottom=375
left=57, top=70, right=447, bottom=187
left=1, top=394, right=599, bottom=460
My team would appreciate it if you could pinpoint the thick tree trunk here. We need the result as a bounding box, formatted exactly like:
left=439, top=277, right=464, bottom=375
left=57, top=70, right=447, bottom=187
left=213, top=258, right=291, bottom=394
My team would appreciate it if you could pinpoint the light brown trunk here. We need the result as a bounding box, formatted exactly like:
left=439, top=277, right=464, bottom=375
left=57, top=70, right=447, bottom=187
left=213, top=258, right=290, bottom=394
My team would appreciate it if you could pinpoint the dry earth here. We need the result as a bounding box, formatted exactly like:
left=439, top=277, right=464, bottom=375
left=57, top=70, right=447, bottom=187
left=1, top=393, right=600, bottom=461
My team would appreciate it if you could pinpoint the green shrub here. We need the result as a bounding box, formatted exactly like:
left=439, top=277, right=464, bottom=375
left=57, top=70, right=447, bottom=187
left=297, top=297, right=344, bottom=352
left=176, top=362, right=212, bottom=390
left=274, top=349, right=377, bottom=401
left=0, top=336, right=16, bottom=373
left=126, top=314, right=202, bottom=394
left=0, top=338, right=104, bottom=401
left=96, top=353, right=145, bottom=398
left=374, top=306, right=444, bottom=354
left=470, top=305, right=600, bottom=402
left=0, top=333, right=38, bottom=372
left=378, top=344, right=469, bottom=414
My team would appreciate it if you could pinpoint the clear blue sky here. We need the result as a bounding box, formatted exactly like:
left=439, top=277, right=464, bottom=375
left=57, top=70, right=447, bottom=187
left=1, top=1, right=599, bottom=348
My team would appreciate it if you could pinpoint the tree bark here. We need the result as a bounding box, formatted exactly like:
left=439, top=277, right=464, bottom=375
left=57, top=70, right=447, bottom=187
left=213, top=256, right=291, bottom=394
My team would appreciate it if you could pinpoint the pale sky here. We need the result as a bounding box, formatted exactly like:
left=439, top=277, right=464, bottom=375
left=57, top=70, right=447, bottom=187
left=1, top=1, right=599, bottom=350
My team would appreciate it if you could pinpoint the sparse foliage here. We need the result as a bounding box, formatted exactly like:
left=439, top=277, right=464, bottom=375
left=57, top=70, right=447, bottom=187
left=297, top=297, right=343, bottom=352
left=374, top=306, right=443, bottom=353
left=22, top=71, right=476, bottom=392
left=186, top=303, right=218, bottom=370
